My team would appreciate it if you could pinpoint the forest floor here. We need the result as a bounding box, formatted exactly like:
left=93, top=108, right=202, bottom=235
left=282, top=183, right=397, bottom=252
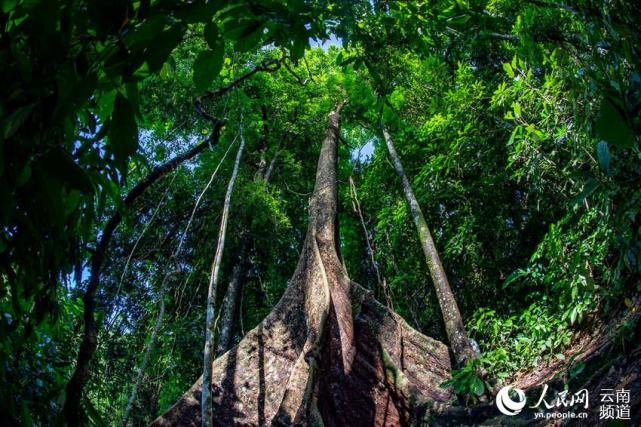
left=435, top=295, right=641, bottom=426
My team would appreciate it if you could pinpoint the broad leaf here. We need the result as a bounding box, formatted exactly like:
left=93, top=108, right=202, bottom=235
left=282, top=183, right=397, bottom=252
left=595, top=98, right=634, bottom=147
left=108, top=94, right=139, bottom=164
left=193, top=48, right=224, bottom=92
left=596, top=140, right=610, bottom=175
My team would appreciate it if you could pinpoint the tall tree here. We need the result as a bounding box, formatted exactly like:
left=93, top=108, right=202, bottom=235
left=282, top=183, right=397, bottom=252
left=216, top=142, right=282, bottom=355
left=381, top=126, right=476, bottom=365
left=152, top=101, right=454, bottom=426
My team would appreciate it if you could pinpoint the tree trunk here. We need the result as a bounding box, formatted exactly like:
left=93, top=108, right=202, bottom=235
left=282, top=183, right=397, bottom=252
left=117, top=136, right=241, bottom=424
left=216, top=147, right=280, bottom=356
left=202, top=123, right=246, bottom=426
left=263, top=146, right=281, bottom=183
left=153, top=103, right=453, bottom=427
left=215, top=247, right=247, bottom=356
left=381, top=126, right=476, bottom=365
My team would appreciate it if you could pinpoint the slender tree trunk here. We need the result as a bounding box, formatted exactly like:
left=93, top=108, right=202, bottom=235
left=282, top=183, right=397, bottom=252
left=115, top=137, right=239, bottom=423
left=121, top=270, right=180, bottom=427
left=255, top=105, right=270, bottom=180
left=348, top=176, right=393, bottom=308
left=202, top=123, right=246, bottom=427
left=215, top=246, right=247, bottom=355
left=263, top=146, right=281, bottom=183
left=154, top=103, right=454, bottom=427
left=381, top=126, right=476, bottom=365
left=216, top=146, right=280, bottom=356
left=63, top=123, right=224, bottom=425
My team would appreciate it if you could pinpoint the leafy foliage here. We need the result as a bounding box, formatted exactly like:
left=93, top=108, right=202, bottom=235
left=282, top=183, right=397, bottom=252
left=1, top=0, right=640, bottom=423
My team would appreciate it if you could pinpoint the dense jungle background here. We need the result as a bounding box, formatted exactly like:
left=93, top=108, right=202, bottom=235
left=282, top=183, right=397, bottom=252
left=1, top=0, right=640, bottom=425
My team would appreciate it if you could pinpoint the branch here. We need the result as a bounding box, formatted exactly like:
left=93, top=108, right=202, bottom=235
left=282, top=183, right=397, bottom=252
left=283, top=58, right=309, bottom=86
left=63, top=122, right=224, bottom=425
left=303, top=55, right=316, bottom=83
left=195, top=57, right=282, bottom=112
left=483, top=31, right=583, bottom=48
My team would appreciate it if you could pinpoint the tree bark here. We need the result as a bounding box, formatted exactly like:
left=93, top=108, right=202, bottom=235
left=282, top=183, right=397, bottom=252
left=63, top=121, right=224, bottom=425
left=381, top=126, right=476, bottom=365
left=215, top=245, right=247, bottom=356
left=202, top=123, right=246, bottom=427
left=153, top=103, right=453, bottom=427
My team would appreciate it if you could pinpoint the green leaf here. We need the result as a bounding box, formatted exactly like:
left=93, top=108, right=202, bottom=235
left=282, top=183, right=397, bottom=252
left=570, top=178, right=599, bottom=207
left=502, top=269, right=527, bottom=289
left=43, top=149, right=93, bottom=194
left=124, top=15, right=168, bottom=50
left=160, top=62, right=172, bottom=79
left=64, top=190, right=82, bottom=216
left=290, top=36, right=308, bottom=61
left=512, top=102, right=521, bottom=117
left=204, top=21, right=220, bottom=50
left=193, top=49, right=224, bottom=92
left=145, top=25, right=184, bottom=72
left=596, top=141, right=610, bottom=175
left=446, top=14, right=471, bottom=26
left=125, top=83, right=142, bottom=119
left=2, top=0, right=18, bottom=13
left=596, top=98, right=634, bottom=147
left=108, top=94, right=139, bottom=163
left=96, top=90, right=117, bottom=121
left=16, top=163, right=31, bottom=187
left=1, top=104, right=36, bottom=139
left=503, top=62, right=514, bottom=78
left=223, top=18, right=262, bottom=42
left=173, top=1, right=215, bottom=23
left=471, top=376, right=485, bottom=396
left=235, top=22, right=265, bottom=53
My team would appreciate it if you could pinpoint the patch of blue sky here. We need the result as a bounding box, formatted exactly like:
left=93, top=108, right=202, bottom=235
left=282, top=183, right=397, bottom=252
left=351, top=138, right=375, bottom=163
left=309, top=34, right=343, bottom=51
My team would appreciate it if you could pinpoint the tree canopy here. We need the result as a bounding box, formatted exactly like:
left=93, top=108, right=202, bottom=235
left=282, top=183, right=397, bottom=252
left=1, top=0, right=640, bottom=425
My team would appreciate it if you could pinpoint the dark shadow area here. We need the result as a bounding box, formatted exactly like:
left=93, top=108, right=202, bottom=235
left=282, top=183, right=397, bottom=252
left=211, top=345, right=243, bottom=425
left=257, top=323, right=266, bottom=426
